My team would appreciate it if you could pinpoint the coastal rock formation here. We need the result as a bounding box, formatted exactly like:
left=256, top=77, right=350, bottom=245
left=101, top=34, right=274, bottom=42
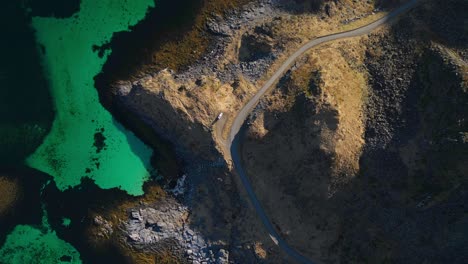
left=123, top=197, right=232, bottom=264
left=93, top=0, right=467, bottom=263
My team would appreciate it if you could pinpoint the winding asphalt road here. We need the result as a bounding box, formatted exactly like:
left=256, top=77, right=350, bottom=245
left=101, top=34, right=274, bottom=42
left=228, top=1, right=421, bottom=263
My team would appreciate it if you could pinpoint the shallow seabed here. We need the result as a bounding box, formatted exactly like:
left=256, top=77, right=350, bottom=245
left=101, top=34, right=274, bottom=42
left=27, top=0, right=156, bottom=196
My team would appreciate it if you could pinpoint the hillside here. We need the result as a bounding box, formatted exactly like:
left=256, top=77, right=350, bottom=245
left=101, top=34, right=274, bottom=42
left=242, top=0, right=467, bottom=262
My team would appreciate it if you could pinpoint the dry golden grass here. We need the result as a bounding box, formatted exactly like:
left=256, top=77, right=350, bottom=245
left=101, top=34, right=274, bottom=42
left=338, top=12, right=388, bottom=32
left=241, top=36, right=372, bottom=252
left=146, top=0, right=254, bottom=73
left=139, top=66, right=257, bottom=158
left=153, top=250, right=184, bottom=264
left=438, top=45, right=468, bottom=87
left=239, top=4, right=392, bottom=181
left=120, top=0, right=390, bottom=162
left=253, top=242, right=267, bottom=259
left=145, top=0, right=380, bottom=76
left=122, top=250, right=182, bottom=264
left=109, top=185, right=166, bottom=224
left=255, top=2, right=380, bottom=89
left=306, top=40, right=368, bottom=178
left=257, top=37, right=369, bottom=185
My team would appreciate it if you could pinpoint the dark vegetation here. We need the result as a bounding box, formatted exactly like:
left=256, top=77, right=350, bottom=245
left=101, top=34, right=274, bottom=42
left=420, top=0, right=468, bottom=48
left=93, top=129, right=107, bottom=154
left=336, top=43, right=467, bottom=264
left=41, top=177, right=138, bottom=264
left=242, top=0, right=467, bottom=262
left=96, top=0, right=254, bottom=83
left=238, top=32, right=274, bottom=62
left=374, top=0, right=405, bottom=8
left=333, top=1, right=468, bottom=262
left=0, top=168, right=50, bottom=249
left=279, top=0, right=326, bottom=12
left=0, top=170, right=171, bottom=264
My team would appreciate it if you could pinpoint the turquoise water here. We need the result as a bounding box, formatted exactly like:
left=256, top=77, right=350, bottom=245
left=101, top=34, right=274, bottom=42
left=0, top=225, right=81, bottom=264
left=26, top=0, right=156, bottom=196
left=1, top=0, right=156, bottom=262
left=0, top=207, right=81, bottom=264
left=62, top=217, right=71, bottom=227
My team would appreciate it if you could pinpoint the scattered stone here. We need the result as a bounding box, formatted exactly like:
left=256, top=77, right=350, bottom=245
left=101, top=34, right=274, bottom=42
left=171, top=174, right=187, bottom=196
left=129, top=233, right=141, bottom=242
left=131, top=211, right=142, bottom=221
left=206, top=18, right=232, bottom=36
left=123, top=197, right=212, bottom=263
left=93, top=215, right=113, bottom=238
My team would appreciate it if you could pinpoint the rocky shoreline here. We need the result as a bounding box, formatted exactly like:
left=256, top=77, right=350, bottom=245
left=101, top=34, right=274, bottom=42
left=123, top=196, right=230, bottom=264
left=94, top=2, right=289, bottom=262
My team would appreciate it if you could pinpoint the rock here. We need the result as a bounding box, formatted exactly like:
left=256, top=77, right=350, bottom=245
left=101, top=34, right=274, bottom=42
left=206, top=18, right=231, bottom=36
left=129, top=233, right=141, bottom=242
left=215, top=249, right=229, bottom=264
left=195, top=79, right=205, bottom=86
left=109, top=0, right=287, bottom=262
left=93, top=215, right=105, bottom=226
left=131, top=211, right=142, bottom=221
left=93, top=215, right=113, bottom=237
left=142, top=208, right=158, bottom=225
left=123, top=197, right=212, bottom=262
left=325, top=4, right=332, bottom=17
left=116, top=83, right=133, bottom=96
left=157, top=221, right=167, bottom=229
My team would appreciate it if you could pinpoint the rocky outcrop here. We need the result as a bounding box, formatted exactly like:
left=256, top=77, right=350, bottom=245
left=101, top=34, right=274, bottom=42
left=238, top=28, right=275, bottom=62
left=206, top=17, right=232, bottom=37
left=105, top=1, right=284, bottom=161
left=114, top=79, right=218, bottom=159
left=121, top=196, right=237, bottom=264
left=92, top=215, right=113, bottom=239
left=333, top=31, right=467, bottom=264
